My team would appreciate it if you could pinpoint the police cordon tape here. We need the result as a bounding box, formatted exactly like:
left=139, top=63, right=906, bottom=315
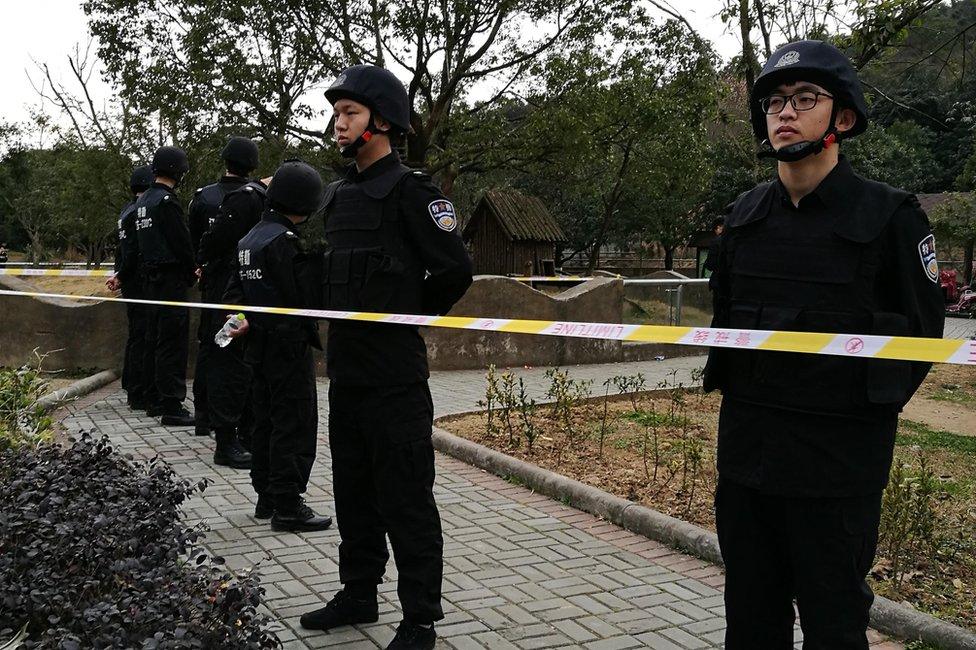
left=2, top=268, right=601, bottom=282
left=1, top=287, right=973, bottom=366
left=1, top=268, right=695, bottom=287
left=0, top=267, right=115, bottom=277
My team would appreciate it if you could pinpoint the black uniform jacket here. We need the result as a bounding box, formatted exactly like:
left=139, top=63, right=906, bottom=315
left=704, top=157, right=944, bottom=497
left=323, top=153, right=473, bottom=386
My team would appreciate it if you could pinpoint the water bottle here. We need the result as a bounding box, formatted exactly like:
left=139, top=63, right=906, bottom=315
left=215, top=313, right=245, bottom=348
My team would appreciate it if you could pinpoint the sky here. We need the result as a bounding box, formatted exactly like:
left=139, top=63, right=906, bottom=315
left=0, top=0, right=742, bottom=132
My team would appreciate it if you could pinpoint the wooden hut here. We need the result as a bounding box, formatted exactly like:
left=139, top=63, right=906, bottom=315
left=462, top=188, right=567, bottom=276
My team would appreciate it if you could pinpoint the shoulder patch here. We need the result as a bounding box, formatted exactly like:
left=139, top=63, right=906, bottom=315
left=428, top=199, right=457, bottom=232
left=918, top=234, right=939, bottom=283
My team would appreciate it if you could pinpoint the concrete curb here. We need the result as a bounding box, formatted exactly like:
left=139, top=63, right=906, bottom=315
left=431, top=426, right=976, bottom=650
left=38, top=369, right=120, bottom=413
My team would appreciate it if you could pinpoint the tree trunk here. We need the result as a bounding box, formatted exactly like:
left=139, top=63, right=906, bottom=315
left=739, top=0, right=756, bottom=112
left=587, top=203, right=616, bottom=274
left=664, top=247, right=675, bottom=271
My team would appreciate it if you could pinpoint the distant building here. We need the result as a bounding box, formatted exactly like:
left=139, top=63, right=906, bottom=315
left=462, top=188, right=567, bottom=276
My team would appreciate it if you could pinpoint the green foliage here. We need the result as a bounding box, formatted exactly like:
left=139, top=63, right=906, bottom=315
left=879, top=450, right=942, bottom=589
left=897, top=419, right=976, bottom=455
left=545, top=368, right=592, bottom=459
left=0, top=359, right=54, bottom=451
left=845, top=120, right=941, bottom=193
left=0, top=147, right=131, bottom=262
left=930, top=193, right=976, bottom=246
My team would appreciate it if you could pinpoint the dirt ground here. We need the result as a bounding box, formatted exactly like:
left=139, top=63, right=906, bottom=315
left=902, top=363, right=976, bottom=436
left=438, top=363, right=976, bottom=630
left=20, top=276, right=114, bottom=298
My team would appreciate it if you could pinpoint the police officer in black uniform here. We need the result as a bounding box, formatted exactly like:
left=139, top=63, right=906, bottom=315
left=223, top=160, right=332, bottom=533
left=704, top=40, right=945, bottom=649
left=197, top=165, right=270, bottom=469
left=136, top=146, right=197, bottom=426
left=107, top=164, right=154, bottom=410
left=298, top=65, right=472, bottom=650
left=189, top=137, right=259, bottom=448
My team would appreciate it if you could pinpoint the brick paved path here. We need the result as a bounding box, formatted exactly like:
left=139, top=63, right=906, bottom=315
left=944, top=316, right=976, bottom=340
left=58, top=357, right=903, bottom=649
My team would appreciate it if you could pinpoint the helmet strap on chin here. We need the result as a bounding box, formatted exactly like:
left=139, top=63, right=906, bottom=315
left=758, top=104, right=840, bottom=162
left=339, top=113, right=381, bottom=158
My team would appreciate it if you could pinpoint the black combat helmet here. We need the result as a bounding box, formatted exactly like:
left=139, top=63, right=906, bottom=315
left=221, top=136, right=260, bottom=174
left=129, top=165, right=154, bottom=194
left=267, top=159, right=323, bottom=218
left=751, top=40, right=869, bottom=162
left=325, top=65, right=412, bottom=158
left=151, top=146, right=190, bottom=181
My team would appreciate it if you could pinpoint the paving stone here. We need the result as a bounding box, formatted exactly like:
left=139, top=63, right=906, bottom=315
left=58, top=359, right=903, bottom=650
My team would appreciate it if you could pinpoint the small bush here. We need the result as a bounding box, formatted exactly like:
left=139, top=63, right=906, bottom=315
left=0, top=360, right=54, bottom=450
left=879, top=450, right=941, bottom=588
left=0, top=433, right=280, bottom=649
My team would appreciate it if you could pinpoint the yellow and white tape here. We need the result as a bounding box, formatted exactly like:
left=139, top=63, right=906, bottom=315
left=0, top=288, right=972, bottom=366
left=0, top=267, right=115, bottom=277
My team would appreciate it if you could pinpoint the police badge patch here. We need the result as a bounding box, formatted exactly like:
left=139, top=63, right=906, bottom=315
left=428, top=199, right=457, bottom=231
left=918, top=234, right=939, bottom=283
left=774, top=50, right=800, bottom=68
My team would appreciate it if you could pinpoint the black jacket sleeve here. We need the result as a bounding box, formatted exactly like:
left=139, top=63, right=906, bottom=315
left=883, top=196, right=946, bottom=401
left=399, top=174, right=473, bottom=315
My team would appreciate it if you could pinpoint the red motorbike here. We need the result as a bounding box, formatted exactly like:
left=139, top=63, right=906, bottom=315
left=946, top=289, right=976, bottom=318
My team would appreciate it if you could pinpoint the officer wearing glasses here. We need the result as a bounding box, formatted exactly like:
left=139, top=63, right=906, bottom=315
left=704, top=40, right=944, bottom=649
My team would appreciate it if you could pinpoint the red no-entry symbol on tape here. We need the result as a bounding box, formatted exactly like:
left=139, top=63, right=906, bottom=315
left=845, top=337, right=865, bottom=354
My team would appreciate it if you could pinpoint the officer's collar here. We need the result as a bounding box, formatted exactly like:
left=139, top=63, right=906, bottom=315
left=220, top=175, right=248, bottom=185
left=264, top=209, right=296, bottom=228
left=150, top=181, right=176, bottom=193
left=346, top=152, right=412, bottom=199
left=730, top=156, right=903, bottom=243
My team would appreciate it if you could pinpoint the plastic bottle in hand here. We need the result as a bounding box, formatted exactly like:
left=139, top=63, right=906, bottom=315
left=215, top=313, right=245, bottom=347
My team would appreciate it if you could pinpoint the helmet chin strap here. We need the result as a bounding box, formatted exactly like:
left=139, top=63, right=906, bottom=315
left=758, top=106, right=839, bottom=162
left=338, top=114, right=381, bottom=159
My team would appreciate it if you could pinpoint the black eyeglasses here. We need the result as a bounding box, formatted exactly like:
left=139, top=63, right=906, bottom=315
left=760, top=91, right=834, bottom=115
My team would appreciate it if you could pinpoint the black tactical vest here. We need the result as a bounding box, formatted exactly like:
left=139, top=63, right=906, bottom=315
left=718, top=179, right=913, bottom=417
left=236, top=218, right=290, bottom=316
left=194, top=184, right=227, bottom=227
left=320, top=163, right=424, bottom=314
left=134, top=186, right=179, bottom=267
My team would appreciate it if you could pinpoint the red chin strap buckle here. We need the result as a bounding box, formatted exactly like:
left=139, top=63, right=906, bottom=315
left=362, top=130, right=373, bottom=142
left=823, top=132, right=837, bottom=149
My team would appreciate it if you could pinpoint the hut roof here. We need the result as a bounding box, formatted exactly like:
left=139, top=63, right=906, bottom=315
left=464, top=188, right=567, bottom=243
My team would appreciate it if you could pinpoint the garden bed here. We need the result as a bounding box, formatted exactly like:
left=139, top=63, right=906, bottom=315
left=437, top=363, right=976, bottom=631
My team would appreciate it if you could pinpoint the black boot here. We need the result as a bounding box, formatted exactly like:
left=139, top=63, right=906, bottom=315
left=299, top=589, right=378, bottom=631
left=214, top=428, right=252, bottom=469
left=194, top=417, right=212, bottom=436
left=386, top=621, right=436, bottom=650
left=159, top=404, right=195, bottom=427
left=254, top=493, right=274, bottom=519
left=271, top=496, right=332, bottom=533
